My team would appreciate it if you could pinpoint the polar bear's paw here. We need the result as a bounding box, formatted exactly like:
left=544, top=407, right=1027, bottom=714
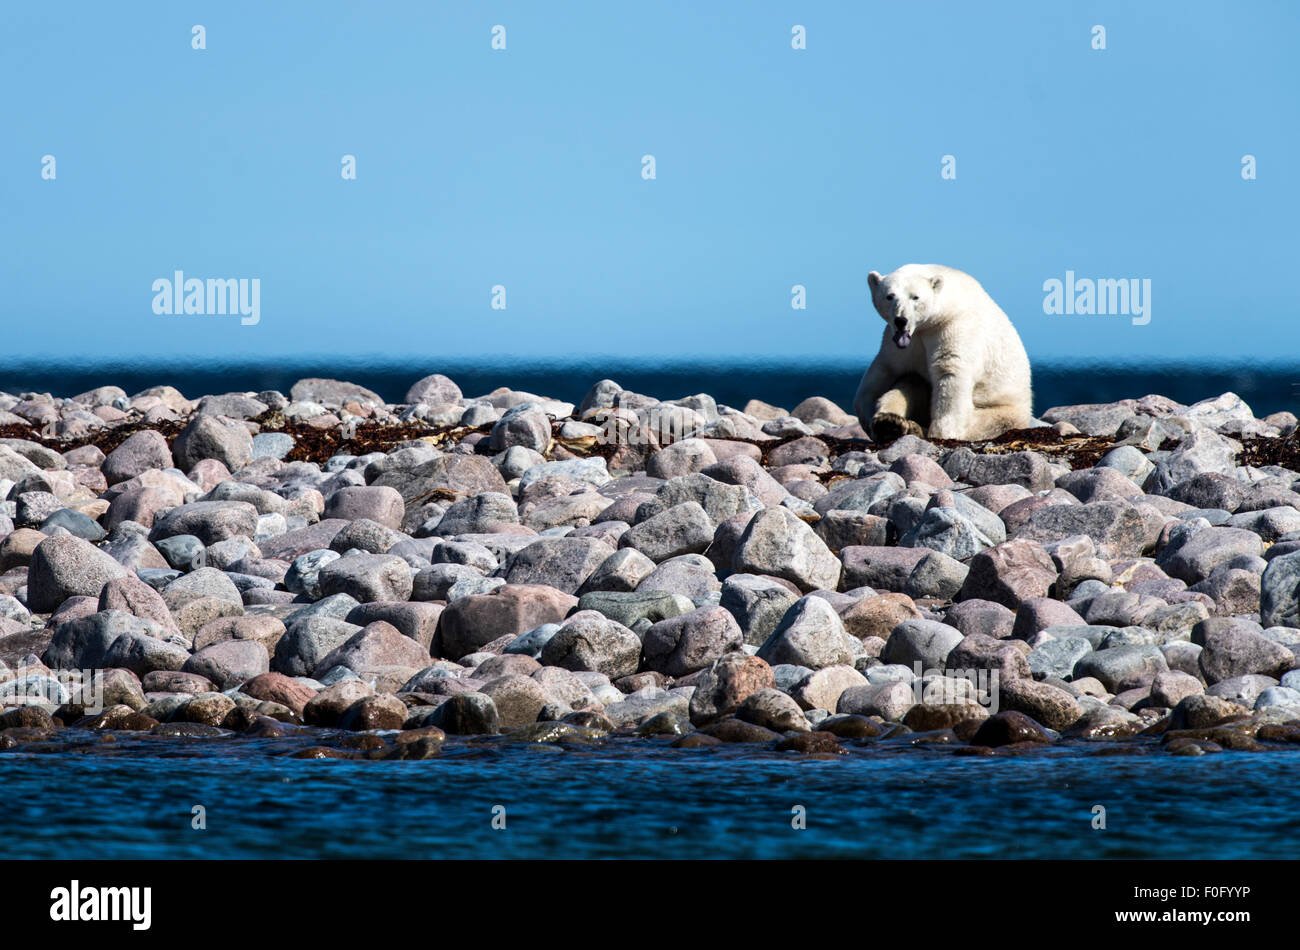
left=870, top=413, right=924, bottom=444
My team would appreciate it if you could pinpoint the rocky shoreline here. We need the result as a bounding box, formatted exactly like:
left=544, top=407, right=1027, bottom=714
left=1, top=374, right=1299, bottom=760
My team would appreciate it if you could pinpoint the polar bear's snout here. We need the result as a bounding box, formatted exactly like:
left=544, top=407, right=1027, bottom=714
left=868, top=267, right=930, bottom=349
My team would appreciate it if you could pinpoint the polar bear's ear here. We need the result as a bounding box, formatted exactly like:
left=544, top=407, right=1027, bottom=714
left=867, top=271, right=882, bottom=292
left=930, top=275, right=943, bottom=294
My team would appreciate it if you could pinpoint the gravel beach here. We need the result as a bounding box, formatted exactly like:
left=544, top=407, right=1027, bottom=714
left=1, top=374, right=1299, bottom=759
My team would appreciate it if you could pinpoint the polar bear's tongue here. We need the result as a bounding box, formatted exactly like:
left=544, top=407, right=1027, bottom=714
left=893, top=328, right=912, bottom=348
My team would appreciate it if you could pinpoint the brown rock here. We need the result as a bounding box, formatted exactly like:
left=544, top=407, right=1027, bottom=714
left=687, top=652, right=775, bottom=725
left=242, top=671, right=318, bottom=714
left=957, top=539, right=1057, bottom=609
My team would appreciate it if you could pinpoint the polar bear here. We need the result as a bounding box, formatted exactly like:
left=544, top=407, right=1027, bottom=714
left=852, top=264, right=1033, bottom=442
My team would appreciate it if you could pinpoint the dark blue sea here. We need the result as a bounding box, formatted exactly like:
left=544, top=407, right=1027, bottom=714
left=3, top=736, right=1297, bottom=859
left=0, top=360, right=1297, bottom=418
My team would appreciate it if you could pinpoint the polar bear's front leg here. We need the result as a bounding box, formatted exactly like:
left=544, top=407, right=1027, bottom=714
left=852, top=356, right=893, bottom=431
left=871, top=374, right=929, bottom=442
left=927, top=369, right=976, bottom=441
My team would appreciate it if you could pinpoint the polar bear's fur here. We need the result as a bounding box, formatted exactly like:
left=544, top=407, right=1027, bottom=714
left=852, top=264, right=1032, bottom=442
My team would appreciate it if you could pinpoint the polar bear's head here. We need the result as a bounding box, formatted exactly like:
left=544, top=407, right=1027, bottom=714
left=867, top=266, right=944, bottom=349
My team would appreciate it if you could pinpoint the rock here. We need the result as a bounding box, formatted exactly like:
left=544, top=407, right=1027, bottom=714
left=646, top=439, right=717, bottom=479
left=620, top=502, right=715, bottom=561
left=438, top=584, right=577, bottom=660
left=900, top=506, right=997, bottom=559
left=317, top=553, right=413, bottom=603
left=1198, top=625, right=1294, bottom=682
left=903, top=550, right=970, bottom=600
left=1098, top=444, right=1156, bottom=483
left=182, top=640, right=270, bottom=689
left=732, top=507, right=841, bottom=593
left=192, top=614, right=285, bottom=652
left=102, top=430, right=174, bottom=485
left=98, top=573, right=183, bottom=639
left=1151, top=670, right=1204, bottom=707
left=702, top=455, right=788, bottom=506
left=289, top=378, right=383, bottom=406
left=313, top=621, right=433, bottom=679
left=604, top=687, right=689, bottom=728
left=957, top=539, right=1057, bottom=609
left=272, top=617, right=362, bottom=676
left=371, top=455, right=509, bottom=519
left=1261, top=550, right=1300, bottom=628
left=540, top=612, right=642, bottom=678
left=839, top=592, right=922, bottom=641
left=489, top=405, right=553, bottom=453
left=969, top=710, right=1053, bottom=746
left=1145, top=427, right=1238, bottom=494
left=641, top=605, right=743, bottom=677
left=945, top=599, right=1016, bottom=640
left=172, top=414, right=253, bottom=471
left=688, top=653, right=775, bottom=724
left=945, top=633, right=1031, bottom=680
left=179, top=692, right=237, bottom=727
left=303, top=679, right=373, bottom=726
left=98, top=624, right=190, bottom=675
left=1156, top=521, right=1264, bottom=585
left=1072, top=644, right=1168, bottom=692
left=998, top=678, right=1080, bottom=730
left=941, top=449, right=1055, bottom=492
left=149, top=501, right=259, bottom=546
left=1015, top=500, right=1149, bottom=557
left=503, top=537, right=614, bottom=595
left=323, top=486, right=406, bottom=530
left=1011, top=598, right=1086, bottom=641
left=790, top=664, right=868, bottom=712
left=479, top=674, right=555, bottom=729
left=340, top=694, right=408, bottom=731
left=241, top=672, right=316, bottom=714
left=1169, top=473, right=1245, bottom=511
left=736, top=688, right=809, bottom=732
left=1255, top=685, right=1300, bottom=712
left=1168, top=694, right=1249, bottom=730
left=814, top=510, right=889, bottom=550
left=27, top=534, right=128, bottom=612
left=1027, top=637, right=1093, bottom=680
left=840, top=546, right=929, bottom=592
left=720, top=574, right=801, bottom=646
left=405, top=373, right=462, bottom=406
left=649, top=473, right=764, bottom=526
left=433, top=493, right=520, bottom=536
left=576, top=589, right=693, bottom=629
left=344, top=602, right=444, bottom=652
left=880, top=619, right=964, bottom=670
left=167, top=567, right=242, bottom=605
left=836, top=681, right=915, bottom=721
left=431, top=691, right=500, bottom=734
left=578, top=548, right=658, bottom=595
left=757, top=596, right=860, bottom=670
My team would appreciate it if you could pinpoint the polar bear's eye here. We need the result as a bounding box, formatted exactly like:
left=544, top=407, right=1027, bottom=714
left=911, top=295, right=919, bottom=300
left=886, top=293, right=896, bottom=301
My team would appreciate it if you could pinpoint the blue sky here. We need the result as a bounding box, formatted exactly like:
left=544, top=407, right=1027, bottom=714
left=1, top=0, right=1296, bottom=367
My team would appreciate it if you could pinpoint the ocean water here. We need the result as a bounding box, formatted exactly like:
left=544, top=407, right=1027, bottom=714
left=3, top=737, right=1298, bottom=859
left=0, top=360, right=1297, bottom=419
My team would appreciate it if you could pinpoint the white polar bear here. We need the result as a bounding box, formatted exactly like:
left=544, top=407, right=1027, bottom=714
left=852, top=264, right=1033, bottom=442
